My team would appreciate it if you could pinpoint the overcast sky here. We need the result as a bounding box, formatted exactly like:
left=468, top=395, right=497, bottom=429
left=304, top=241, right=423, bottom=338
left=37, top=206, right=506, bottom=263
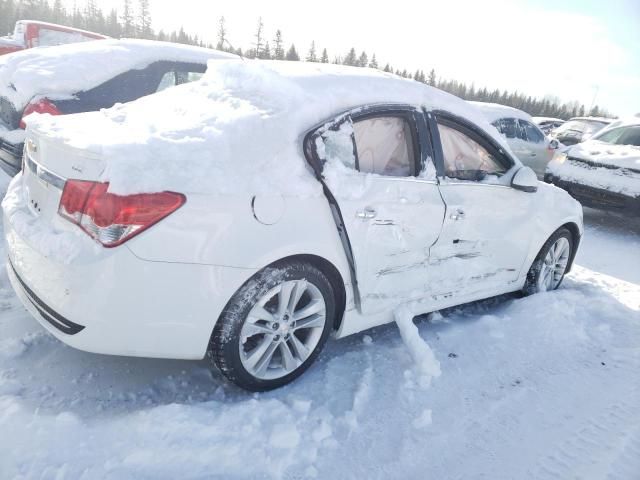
left=71, top=0, right=639, bottom=116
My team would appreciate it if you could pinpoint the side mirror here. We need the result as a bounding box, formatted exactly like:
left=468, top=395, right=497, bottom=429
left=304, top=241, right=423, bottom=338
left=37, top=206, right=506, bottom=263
left=511, top=166, right=538, bottom=193
left=548, top=139, right=560, bottom=150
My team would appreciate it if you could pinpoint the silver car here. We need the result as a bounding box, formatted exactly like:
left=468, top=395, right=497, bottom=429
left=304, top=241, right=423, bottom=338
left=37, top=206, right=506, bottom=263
left=470, top=102, right=559, bottom=178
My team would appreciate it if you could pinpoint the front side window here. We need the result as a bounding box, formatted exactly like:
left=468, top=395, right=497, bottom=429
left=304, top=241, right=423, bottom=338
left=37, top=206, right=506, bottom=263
left=520, top=120, right=545, bottom=143
left=353, top=116, right=415, bottom=176
left=438, top=123, right=507, bottom=180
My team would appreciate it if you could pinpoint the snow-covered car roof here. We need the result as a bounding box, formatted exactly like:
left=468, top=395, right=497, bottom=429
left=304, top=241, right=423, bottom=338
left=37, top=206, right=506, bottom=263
left=568, top=116, right=614, bottom=124
left=468, top=101, right=533, bottom=123
left=532, top=116, right=564, bottom=124
left=28, top=60, right=516, bottom=196
left=0, top=39, right=238, bottom=110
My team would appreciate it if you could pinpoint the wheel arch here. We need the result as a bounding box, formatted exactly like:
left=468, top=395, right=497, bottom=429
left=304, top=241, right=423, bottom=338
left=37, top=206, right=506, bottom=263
left=560, top=221, right=581, bottom=273
left=270, top=254, right=347, bottom=331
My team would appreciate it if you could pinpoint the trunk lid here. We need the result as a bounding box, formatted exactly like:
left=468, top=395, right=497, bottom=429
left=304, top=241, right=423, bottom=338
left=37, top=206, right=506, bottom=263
left=21, top=128, right=104, bottom=224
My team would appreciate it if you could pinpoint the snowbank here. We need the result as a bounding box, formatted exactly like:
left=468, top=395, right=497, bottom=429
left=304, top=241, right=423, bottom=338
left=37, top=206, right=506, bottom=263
left=0, top=39, right=237, bottom=111
left=27, top=60, right=516, bottom=196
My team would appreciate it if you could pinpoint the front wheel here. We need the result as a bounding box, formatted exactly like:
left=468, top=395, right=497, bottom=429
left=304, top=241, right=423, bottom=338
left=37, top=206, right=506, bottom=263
left=208, top=261, right=336, bottom=391
left=523, top=227, right=573, bottom=295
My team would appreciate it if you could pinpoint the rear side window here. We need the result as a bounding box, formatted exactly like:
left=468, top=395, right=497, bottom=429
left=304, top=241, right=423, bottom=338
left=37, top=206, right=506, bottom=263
left=438, top=123, right=507, bottom=180
left=520, top=120, right=545, bottom=143
left=494, top=118, right=517, bottom=139
left=156, top=68, right=205, bottom=93
left=353, top=116, right=415, bottom=176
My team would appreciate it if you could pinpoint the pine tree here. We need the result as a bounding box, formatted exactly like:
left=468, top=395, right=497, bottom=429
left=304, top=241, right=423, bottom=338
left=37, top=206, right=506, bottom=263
left=320, top=48, right=329, bottom=63
left=252, top=17, right=264, bottom=59
left=306, top=41, right=317, bottom=62
left=368, top=54, right=378, bottom=69
left=121, top=0, right=134, bottom=37
left=216, top=16, right=226, bottom=50
left=261, top=41, right=271, bottom=59
left=428, top=69, right=436, bottom=86
left=285, top=44, right=299, bottom=61
left=357, top=51, right=368, bottom=67
left=343, top=48, right=357, bottom=66
left=383, top=63, right=392, bottom=73
left=137, top=0, right=152, bottom=38
left=273, top=29, right=284, bottom=60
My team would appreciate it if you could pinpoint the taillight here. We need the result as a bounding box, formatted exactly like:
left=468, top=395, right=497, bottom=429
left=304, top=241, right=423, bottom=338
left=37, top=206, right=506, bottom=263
left=19, top=98, right=61, bottom=129
left=58, top=180, right=186, bottom=247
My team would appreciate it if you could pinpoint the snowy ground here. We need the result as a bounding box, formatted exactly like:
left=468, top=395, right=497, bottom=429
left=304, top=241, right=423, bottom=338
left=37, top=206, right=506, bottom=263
left=0, top=170, right=639, bottom=479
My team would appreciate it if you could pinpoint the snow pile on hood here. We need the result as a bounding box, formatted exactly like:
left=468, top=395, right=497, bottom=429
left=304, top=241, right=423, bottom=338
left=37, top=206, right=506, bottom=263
left=468, top=101, right=533, bottom=123
left=547, top=140, right=640, bottom=197
left=0, top=39, right=237, bottom=110
left=27, top=60, right=514, bottom=196
left=567, top=140, right=640, bottom=171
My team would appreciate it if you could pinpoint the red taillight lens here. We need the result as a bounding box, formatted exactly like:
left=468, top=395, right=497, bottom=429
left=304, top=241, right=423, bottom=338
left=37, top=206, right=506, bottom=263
left=19, top=98, right=61, bottom=129
left=58, top=180, right=186, bottom=247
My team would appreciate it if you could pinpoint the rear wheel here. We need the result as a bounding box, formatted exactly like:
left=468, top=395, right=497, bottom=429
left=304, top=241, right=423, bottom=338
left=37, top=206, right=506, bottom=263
left=523, top=227, right=573, bottom=295
left=209, top=261, right=335, bottom=391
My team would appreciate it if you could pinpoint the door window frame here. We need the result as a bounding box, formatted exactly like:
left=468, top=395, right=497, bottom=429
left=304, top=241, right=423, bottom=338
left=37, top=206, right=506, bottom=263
left=303, top=104, right=434, bottom=180
left=426, top=110, right=517, bottom=181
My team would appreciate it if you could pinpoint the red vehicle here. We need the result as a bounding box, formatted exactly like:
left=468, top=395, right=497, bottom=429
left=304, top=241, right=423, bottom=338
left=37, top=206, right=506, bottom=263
left=0, top=20, right=108, bottom=56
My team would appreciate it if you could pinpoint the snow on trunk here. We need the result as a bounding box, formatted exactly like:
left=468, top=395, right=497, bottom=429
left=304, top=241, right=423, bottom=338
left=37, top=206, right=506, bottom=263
left=393, top=303, right=441, bottom=388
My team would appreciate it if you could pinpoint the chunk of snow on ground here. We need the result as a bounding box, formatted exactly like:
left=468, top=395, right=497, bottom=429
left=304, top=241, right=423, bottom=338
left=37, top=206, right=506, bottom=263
left=394, top=304, right=441, bottom=388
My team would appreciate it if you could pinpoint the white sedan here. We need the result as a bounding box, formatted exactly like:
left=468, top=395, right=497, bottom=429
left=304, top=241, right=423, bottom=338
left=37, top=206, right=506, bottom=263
left=3, top=62, right=583, bottom=391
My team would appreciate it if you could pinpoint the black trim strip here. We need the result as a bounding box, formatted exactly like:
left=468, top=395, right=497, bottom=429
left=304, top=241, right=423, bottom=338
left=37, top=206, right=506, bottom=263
left=10, top=261, right=85, bottom=335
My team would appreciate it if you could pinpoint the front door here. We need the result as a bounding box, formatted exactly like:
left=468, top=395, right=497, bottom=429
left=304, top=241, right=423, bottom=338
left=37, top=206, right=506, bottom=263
left=428, top=114, right=536, bottom=299
left=307, top=107, right=446, bottom=315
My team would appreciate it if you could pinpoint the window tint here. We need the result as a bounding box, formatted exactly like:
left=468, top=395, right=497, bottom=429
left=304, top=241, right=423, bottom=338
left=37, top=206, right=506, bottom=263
left=494, top=118, right=517, bottom=139
left=157, top=69, right=205, bottom=93
left=615, top=126, right=640, bottom=146
left=438, top=123, right=507, bottom=180
left=520, top=120, right=545, bottom=143
left=157, top=71, right=177, bottom=92
left=353, top=116, right=415, bottom=176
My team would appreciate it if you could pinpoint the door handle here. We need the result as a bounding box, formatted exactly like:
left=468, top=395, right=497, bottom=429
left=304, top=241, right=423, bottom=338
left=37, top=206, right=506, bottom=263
left=450, top=208, right=465, bottom=221
left=530, top=152, right=537, bottom=157
left=356, top=207, right=377, bottom=220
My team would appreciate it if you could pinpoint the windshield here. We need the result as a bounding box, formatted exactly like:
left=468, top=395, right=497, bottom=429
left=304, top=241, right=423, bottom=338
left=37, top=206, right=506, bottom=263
left=555, top=119, right=608, bottom=136
left=593, top=125, right=640, bottom=146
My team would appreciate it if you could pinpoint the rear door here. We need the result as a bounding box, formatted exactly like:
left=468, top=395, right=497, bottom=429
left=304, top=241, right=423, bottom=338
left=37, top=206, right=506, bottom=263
left=306, top=106, right=446, bottom=315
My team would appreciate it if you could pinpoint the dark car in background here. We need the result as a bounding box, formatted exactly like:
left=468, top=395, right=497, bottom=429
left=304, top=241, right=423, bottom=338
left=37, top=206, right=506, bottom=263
left=0, top=38, right=236, bottom=175
left=550, top=116, right=613, bottom=146
left=545, top=120, right=640, bottom=216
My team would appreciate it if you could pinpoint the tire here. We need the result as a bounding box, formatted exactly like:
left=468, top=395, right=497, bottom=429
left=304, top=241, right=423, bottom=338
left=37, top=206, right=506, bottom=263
left=208, top=260, right=336, bottom=392
left=523, top=227, right=573, bottom=295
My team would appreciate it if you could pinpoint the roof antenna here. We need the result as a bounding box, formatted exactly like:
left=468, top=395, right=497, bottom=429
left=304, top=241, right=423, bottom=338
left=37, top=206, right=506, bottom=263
left=223, top=39, right=245, bottom=61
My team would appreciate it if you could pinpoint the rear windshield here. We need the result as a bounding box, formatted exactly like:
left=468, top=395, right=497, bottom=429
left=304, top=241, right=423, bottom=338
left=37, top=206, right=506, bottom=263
left=555, top=119, right=608, bottom=136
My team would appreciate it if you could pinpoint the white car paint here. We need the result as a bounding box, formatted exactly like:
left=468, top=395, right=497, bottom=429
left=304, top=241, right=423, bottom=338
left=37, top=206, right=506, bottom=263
left=3, top=65, right=583, bottom=363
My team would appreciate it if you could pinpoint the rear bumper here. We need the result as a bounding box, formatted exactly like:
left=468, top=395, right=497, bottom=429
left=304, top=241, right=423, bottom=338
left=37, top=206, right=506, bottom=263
left=4, top=208, right=257, bottom=360
left=544, top=173, right=640, bottom=216
left=0, top=140, right=22, bottom=176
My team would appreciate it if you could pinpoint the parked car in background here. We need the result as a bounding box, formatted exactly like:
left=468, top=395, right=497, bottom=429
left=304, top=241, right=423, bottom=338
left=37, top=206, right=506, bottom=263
left=0, top=20, right=108, bottom=56
left=549, top=116, right=613, bottom=146
left=545, top=119, right=640, bottom=215
left=4, top=62, right=583, bottom=391
left=0, top=39, right=237, bottom=175
left=470, top=102, right=559, bottom=178
left=532, top=116, right=565, bottom=135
